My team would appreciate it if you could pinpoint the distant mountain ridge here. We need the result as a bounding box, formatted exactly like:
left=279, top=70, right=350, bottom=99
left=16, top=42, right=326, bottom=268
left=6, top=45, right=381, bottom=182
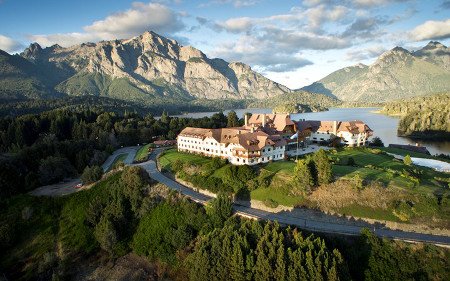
left=0, top=31, right=292, bottom=104
left=302, top=41, right=450, bottom=102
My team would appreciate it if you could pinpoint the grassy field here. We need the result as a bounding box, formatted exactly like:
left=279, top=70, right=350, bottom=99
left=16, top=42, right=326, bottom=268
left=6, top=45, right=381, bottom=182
left=159, top=149, right=211, bottom=171
left=329, top=148, right=449, bottom=194
left=134, top=144, right=151, bottom=161
left=251, top=185, right=303, bottom=206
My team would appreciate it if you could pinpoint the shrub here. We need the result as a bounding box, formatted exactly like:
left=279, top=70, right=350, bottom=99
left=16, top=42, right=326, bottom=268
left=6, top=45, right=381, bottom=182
left=371, top=137, right=384, bottom=147
left=347, top=157, right=356, bottom=166
left=94, top=216, right=118, bottom=255
left=403, top=155, right=412, bottom=166
left=38, top=156, right=76, bottom=185
left=263, top=199, right=279, bottom=208
left=81, top=165, right=103, bottom=184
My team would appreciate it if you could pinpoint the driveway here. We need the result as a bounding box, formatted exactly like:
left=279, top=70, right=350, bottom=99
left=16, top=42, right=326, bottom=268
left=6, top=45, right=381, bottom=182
left=137, top=148, right=450, bottom=246
left=101, top=146, right=139, bottom=172
left=29, top=146, right=139, bottom=197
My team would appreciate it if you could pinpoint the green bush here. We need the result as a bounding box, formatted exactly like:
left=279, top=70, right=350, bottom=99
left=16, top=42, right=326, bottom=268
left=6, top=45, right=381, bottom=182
left=403, top=155, right=412, bottom=166
left=263, top=198, right=279, bottom=208
left=81, top=165, right=103, bottom=184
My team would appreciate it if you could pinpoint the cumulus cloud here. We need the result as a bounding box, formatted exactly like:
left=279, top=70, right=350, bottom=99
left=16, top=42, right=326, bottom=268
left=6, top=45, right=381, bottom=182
left=29, top=2, right=185, bottom=47
left=209, top=26, right=352, bottom=73
left=341, top=17, right=386, bottom=39
left=409, top=19, right=450, bottom=41
left=352, top=0, right=411, bottom=7
left=0, top=34, right=24, bottom=53
left=346, top=45, right=387, bottom=61
left=200, top=0, right=260, bottom=8
left=212, top=35, right=313, bottom=72
left=214, top=17, right=254, bottom=33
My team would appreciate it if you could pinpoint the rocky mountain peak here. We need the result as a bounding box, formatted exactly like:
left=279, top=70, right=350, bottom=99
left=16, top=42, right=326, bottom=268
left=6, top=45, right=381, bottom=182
left=21, top=43, right=43, bottom=60
left=10, top=31, right=290, bottom=102
left=424, top=41, right=445, bottom=50
left=372, top=46, right=412, bottom=68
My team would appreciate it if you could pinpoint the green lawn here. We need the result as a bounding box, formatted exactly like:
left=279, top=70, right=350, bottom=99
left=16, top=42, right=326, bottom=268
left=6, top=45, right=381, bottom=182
left=159, top=149, right=211, bottom=171
left=262, top=161, right=295, bottom=174
left=251, top=187, right=303, bottom=207
left=330, top=148, right=450, bottom=194
left=134, top=144, right=151, bottom=161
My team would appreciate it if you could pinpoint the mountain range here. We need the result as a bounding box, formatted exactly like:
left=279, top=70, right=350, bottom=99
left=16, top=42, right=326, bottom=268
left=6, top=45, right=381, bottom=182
left=302, top=41, right=450, bottom=102
left=0, top=31, right=290, bottom=104
left=1, top=32, right=449, bottom=107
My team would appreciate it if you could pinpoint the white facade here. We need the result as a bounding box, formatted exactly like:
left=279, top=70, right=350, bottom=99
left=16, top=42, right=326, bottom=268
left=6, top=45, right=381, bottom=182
left=310, top=132, right=334, bottom=143
left=177, top=135, right=285, bottom=166
left=337, top=131, right=370, bottom=147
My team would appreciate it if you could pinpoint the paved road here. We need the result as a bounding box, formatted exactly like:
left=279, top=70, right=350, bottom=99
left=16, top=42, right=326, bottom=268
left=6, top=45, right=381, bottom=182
left=137, top=148, right=450, bottom=246
left=30, top=147, right=139, bottom=197
left=101, top=146, right=139, bottom=172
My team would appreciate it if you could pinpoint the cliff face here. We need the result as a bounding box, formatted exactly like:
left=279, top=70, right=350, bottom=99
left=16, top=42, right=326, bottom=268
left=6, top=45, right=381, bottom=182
left=302, top=42, right=450, bottom=102
left=15, top=31, right=290, bottom=102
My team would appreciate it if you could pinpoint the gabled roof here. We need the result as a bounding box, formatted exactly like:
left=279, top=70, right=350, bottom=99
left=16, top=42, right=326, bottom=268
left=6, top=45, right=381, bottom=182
left=247, top=114, right=295, bottom=132
left=178, top=126, right=286, bottom=151
left=296, top=120, right=373, bottom=134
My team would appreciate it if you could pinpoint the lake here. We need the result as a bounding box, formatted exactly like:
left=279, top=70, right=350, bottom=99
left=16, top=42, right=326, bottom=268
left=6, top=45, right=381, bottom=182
left=172, top=107, right=450, bottom=155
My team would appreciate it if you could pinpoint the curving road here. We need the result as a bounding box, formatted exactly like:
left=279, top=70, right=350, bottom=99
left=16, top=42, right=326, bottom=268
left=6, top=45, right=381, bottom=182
left=30, top=146, right=139, bottom=197
left=137, top=148, right=450, bottom=246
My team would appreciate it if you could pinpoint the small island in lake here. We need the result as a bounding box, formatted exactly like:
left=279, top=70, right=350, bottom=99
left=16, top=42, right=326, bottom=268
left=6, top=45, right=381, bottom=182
left=381, top=93, right=450, bottom=140
left=272, top=102, right=328, bottom=113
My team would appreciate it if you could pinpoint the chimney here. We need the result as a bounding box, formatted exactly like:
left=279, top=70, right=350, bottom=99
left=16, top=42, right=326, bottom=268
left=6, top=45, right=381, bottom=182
left=244, top=114, right=248, bottom=127
left=333, top=121, right=337, bottom=135
left=262, top=114, right=267, bottom=127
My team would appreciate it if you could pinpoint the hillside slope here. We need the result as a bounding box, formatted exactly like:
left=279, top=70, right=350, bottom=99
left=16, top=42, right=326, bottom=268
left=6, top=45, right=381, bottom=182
left=302, top=42, right=450, bottom=102
left=0, top=50, right=62, bottom=100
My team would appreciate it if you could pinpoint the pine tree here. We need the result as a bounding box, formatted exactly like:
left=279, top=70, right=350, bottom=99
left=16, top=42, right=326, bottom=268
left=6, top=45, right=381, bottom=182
left=230, top=243, right=246, bottom=281
left=227, top=110, right=240, bottom=127
left=314, top=149, right=333, bottom=185
left=274, top=245, right=286, bottom=281
left=293, top=159, right=314, bottom=193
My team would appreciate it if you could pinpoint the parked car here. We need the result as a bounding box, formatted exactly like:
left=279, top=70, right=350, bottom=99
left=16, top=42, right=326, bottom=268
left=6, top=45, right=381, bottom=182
left=74, top=183, right=83, bottom=189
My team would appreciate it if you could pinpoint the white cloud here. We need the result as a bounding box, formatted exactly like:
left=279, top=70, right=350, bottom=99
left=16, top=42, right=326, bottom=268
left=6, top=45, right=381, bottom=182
left=352, top=0, right=398, bottom=7
left=0, top=34, right=24, bottom=53
left=409, top=19, right=450, bottom=41
left=215, top=17, right=254, bottom=33
left=346, top=45, right=387, bottom=61
left=29, top=2, right=185, bottom=47
left=200, top=0, right=260, bottom=8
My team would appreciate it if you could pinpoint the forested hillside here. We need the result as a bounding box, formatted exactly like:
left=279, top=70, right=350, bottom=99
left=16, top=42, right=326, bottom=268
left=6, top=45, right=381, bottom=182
left=248, top=90, right=340, bottom=112
left=381, top=93, right=450, bottom=139
left=1, top=168, right=449, bottom=280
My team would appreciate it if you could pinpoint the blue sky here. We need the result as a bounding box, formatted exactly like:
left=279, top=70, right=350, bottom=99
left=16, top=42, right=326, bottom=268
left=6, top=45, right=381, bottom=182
left=1, top=0, right=449, bottom=88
